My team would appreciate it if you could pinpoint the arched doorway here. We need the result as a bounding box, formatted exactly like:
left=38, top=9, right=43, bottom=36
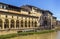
left=35, top=21, right=37, bottom=27
left=11, top=19, right=15, bottom=28
left=32, top=21, right=33, bottom=27
left=21, top=20, right=23, bottom=27
left=43, top=20, right=48, bottom=26
left=43, top=17, right=48, bottom=26
left=0, top=19, right=2, bottom=29
left=16, top=20, right=19, bottom=28
left=28, top=21, right=30, bottom=27
left=4, top=19, right=9, bottom=29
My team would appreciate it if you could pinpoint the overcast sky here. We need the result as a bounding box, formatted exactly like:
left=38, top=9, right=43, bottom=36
left=0, top=0, right=60, bottom=20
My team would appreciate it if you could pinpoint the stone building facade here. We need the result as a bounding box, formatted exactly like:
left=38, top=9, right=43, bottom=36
left=52, top=16, right=57, bottom=28
left=0, top=2, right=57, bottom=35
left=56, top=20, right=60, bottom=26
left=0, top=3, right=42, bottom=35
left=39, top=10, right=53, bottom=30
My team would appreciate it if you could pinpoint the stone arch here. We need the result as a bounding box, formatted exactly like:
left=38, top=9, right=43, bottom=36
left=28, top=21, right=30, bottom=27
left=0, top=19, right=2, bottom=29
left=32, top=21, right=33, bottom=27
left=4, top=19, right=9, bottom=29
left=11, top=19, right=15, bottom=28
left=16, top=20, right=19, bottom=28
left=43, top=20, right=48, bottom=26
left=21, top=20, right=23, bottom=27
left=35, top=21, right=37, bottom=27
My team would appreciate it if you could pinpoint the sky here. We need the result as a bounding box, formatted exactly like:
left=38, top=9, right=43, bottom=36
left=0, top=0, right=60, bottom=20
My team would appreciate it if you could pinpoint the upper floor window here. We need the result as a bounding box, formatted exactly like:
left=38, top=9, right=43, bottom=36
left=4, top=5, right=7, bottom=9
left=0, top=4, right=7, bottom=9
left=28, top=12, right=31, bottom=14
left=6, top=15, right=7, bottom=18
left=0, top=4, right=2, bottom=8
left=12, top=16, right=13, bottom=18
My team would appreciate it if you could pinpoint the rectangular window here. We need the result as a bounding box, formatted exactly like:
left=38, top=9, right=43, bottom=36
left=4, top=5, right=7, bottom=9
left=0, top=4, right=7, bottom=9
left=0, top=4, right=2, bottom=8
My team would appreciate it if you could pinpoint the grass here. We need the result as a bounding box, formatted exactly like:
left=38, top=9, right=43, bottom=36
left=18, top=30, right=55, bottom=35
left=0, top=30, right=55, bottom=39
left=0, top=33, right=18, bottom=39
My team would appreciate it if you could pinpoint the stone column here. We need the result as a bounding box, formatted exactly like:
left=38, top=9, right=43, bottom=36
left=19, top=20, right=21, bottom=29
left=2, top=19, right=4, bottom=30
left=27, top=18, right=29, bottom=28
left=35, top=19, right=37, bottom=27
left=23, top=20, right=25, bottom=28
left=30, top=18, right=32, bottom=28
left=9, top=19, right=11, bottom=29
left=23, top=17, right=25, bottom=28
left=27, top=20, right=28, bottom=28
left=51, top=17, right=53, bottom=29
left=14, top=20, right=16, bottom=29
left=33, top=19, right=35, bottom=28
left=30, top=20, right=32, bottom=28
left=18, top=17, right=21, bottom=29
